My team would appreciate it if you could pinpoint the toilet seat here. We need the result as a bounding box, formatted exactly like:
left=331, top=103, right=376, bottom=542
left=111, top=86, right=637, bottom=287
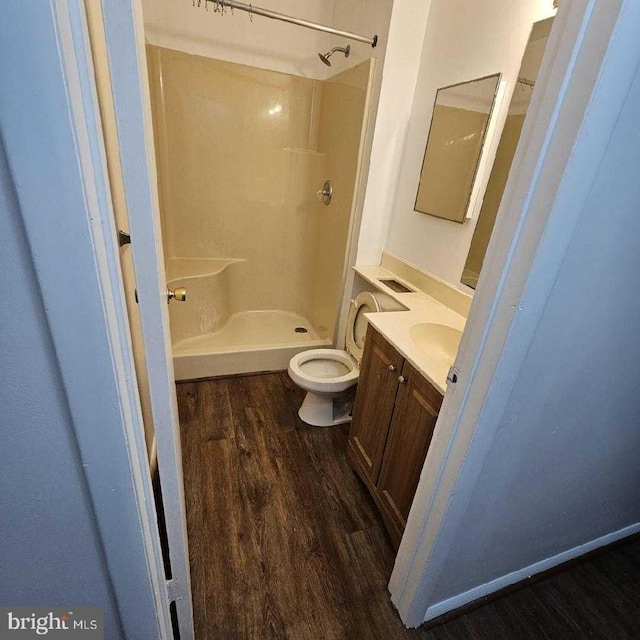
left=288, top=349, right=359, bottom=393
left=345, top=291, right=380, bottom=363
left=288, top=291, right=381, bottom=395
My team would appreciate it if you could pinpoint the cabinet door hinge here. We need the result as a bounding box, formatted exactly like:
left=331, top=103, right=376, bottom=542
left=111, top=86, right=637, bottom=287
left=446, top=366, right=458, bottom=385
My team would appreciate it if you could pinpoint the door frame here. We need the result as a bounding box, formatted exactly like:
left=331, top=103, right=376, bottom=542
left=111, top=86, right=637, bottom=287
left=0, top=0, right=176, bottom=637
left=94, top=2, right=194, bottom=635
left=389, top=0, right=640, bottom=626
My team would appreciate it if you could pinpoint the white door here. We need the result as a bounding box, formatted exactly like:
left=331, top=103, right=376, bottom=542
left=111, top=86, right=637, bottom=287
left=82, top=2, right=194, bottom=638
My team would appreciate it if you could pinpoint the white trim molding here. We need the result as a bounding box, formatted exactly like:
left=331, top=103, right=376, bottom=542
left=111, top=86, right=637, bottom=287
left=424, top=522, right=640, bottom=621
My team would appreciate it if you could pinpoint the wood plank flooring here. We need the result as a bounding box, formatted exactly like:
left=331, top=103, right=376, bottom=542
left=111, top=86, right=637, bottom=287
left=176, top=372, right=640, bottom=639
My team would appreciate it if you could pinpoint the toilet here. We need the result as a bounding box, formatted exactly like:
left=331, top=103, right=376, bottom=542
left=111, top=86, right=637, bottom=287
left=288, top=291, right=398, bottom=427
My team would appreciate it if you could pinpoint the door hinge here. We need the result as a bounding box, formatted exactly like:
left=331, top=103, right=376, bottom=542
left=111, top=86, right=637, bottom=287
left=118, top=229, right=131, bottom=247
left=446, top=366, right=458, bottom=385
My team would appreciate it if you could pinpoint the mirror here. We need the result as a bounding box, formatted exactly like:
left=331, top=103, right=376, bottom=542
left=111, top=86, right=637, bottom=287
left=414, top=73, right=501, bottom=223
left=462, top=17, right=554, bottom=289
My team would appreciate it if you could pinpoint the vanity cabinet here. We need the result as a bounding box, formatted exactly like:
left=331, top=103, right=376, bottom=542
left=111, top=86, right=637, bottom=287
left=347, top=327, right=443, bottom=549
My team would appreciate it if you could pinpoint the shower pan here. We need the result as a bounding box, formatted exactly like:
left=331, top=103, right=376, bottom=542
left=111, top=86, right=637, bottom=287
left=165, top=257, right=327, bottom=378
left=146, top=47, right=373, bottom=379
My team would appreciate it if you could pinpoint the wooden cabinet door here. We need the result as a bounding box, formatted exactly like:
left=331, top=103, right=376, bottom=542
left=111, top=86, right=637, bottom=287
left=347, top=327, right=404, bottom=485
left=376, top=361, right=443, bottom=548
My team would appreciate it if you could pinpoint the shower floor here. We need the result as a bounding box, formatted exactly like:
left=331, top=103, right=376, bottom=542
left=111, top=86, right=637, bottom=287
left=172, top=310, right=332, bottom=381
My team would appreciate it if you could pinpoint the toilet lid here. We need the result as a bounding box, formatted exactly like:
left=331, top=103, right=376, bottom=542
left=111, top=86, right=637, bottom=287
left=345, top=292, right=381, bottom=362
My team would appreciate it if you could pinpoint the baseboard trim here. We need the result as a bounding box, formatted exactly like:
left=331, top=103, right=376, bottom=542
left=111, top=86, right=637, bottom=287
left=422, top=522, right=640, bottom=627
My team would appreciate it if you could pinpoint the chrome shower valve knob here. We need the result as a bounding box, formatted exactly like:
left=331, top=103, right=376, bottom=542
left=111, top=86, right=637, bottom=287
left=317, top=180, right=332, bottom=205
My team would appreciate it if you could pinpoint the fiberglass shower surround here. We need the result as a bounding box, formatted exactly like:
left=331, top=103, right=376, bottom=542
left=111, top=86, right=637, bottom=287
left=146, top=45, right=373, bottom=379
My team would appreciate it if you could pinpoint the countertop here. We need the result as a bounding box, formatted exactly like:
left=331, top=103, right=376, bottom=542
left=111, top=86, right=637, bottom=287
left=354, top=265, right=467, bottom=395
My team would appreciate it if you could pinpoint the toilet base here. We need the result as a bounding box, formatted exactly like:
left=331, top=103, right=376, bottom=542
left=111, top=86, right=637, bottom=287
left=298, top=390, right=354, bottom=427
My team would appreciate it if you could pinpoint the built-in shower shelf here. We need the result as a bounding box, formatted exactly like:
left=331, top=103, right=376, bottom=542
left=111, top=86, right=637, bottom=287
left=167, top=257, right=244, bottom=283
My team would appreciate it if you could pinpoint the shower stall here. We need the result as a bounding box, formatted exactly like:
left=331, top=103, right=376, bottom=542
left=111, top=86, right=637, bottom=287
left=146, top=46, right=373, bottom=379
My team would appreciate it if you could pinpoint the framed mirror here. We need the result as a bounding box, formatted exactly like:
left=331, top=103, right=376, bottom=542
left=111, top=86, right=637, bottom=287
left=414, top=73, right=501, bottom=223
left=461, top=18, right=554, bottom=289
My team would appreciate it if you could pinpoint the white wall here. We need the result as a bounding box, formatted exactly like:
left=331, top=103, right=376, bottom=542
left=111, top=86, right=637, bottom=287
left=142, top=0, right=331, bottom=78
left=0, top=3, right=167, bottom=635
left=384, top=0, right=556, bottom=289
left=324, top=0, right=392, bottom=78
left=424, top=54, right=640, bottom=613
left=354, top=0, right=432, bottom=267
left=0, top=142, right=124, bottom=636
left=142, top=0, right=392, bottom=79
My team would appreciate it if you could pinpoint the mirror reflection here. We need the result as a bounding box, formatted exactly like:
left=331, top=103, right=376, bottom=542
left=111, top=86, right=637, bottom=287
left=462, top=17, right=554, bottom=289
left=414, top=73, right=501, bottom=223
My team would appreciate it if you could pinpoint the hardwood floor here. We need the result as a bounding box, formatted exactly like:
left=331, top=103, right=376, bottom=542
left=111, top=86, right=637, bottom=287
left=176, top=372, right=640, bottom=639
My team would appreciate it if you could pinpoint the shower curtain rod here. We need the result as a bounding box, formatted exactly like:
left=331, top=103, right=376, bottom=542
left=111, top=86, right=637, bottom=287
left=204, top=0, right=378, bottom=47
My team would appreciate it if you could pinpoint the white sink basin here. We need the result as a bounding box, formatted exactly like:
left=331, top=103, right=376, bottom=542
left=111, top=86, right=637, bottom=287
left=409, top=323, right=463, bottom=366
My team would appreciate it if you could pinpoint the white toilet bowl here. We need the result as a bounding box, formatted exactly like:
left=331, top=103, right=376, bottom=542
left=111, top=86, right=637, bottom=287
left=288, top=291, right=392, bottom=427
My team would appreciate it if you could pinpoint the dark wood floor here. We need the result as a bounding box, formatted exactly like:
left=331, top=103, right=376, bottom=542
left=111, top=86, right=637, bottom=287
left=176, top=372, right=640, bottom=639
